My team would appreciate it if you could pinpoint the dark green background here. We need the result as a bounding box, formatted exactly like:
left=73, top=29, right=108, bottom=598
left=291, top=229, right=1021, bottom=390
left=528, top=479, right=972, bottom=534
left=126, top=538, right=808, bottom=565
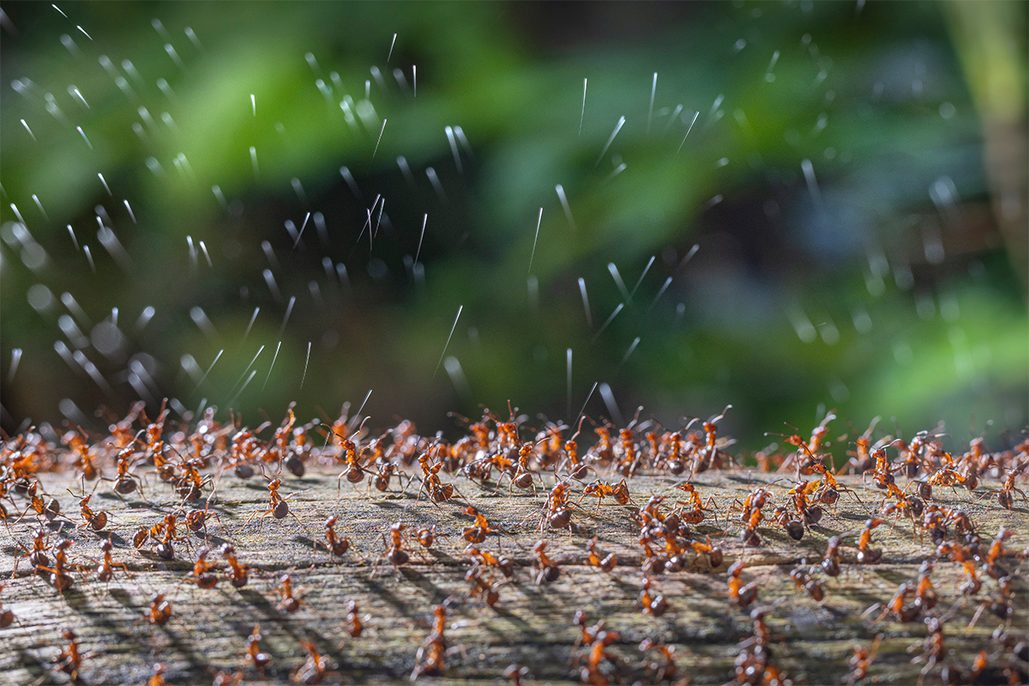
left=1, top=1, right=1026, bottom=447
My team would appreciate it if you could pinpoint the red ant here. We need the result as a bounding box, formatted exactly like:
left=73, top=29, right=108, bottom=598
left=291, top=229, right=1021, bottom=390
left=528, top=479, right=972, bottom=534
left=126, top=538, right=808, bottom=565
left=376, top=521, right=413, bottom=573
left=321, top=516, right=351, bottom=556
left=845, top=635, right=881, bottom=684
left=0, top=584, right=14, bottom=628
left=542, top=480, right=574, bottom=531
left=580, top=479, right=630, bottom=509
left=639, top=639, right=679, bottom=683
left=277, top=574, right=303, bottom=613
left=727, top=560, right=758, bottom=608
left=736, top=487, right=772, bottom=546
left=221, top=544, right=250, bottom=588
left=674, top=481, right=717, bottom=524
left=246, top=624, right=272, bottom=669
left=998, top=461, right=1027, bottom=509
left=54, top=628, right=84, bottom=682
left=533, top=539, right=561, bottom=584
left=821, top=536, right=842, bottom=577
left=293, top=640, right=328, bottom=684
left=693, top=405, right=734, bottom=474
left=639, top=577, right=668, bottom=617
left=134, top=514, right=185, bottom=560
left=416, top=525, right=438, bottom=548
left=38, top=538, right=75, bottom=593
left=73, top=491, right=109, bottom=532
left=586, top=536, right=617, bottom=572
left=416, top=451, right=457, bottom=503
left=788, top=564, right=825, bottom=602
left=146, top=663, right=167, bottom=686
left=463, top=506, right=499, bottom=543
left=345, top=600, right=364, bottom=637
left=578, top=620, right=620, bottom=685
left=94, top=539, right=128, bottom=582
left=147, top=593, right=173, bottom=625
left=912, top=616, right=947, bottom=679
left=192, top=547, right=219, bottom=589
left=411, top=604, right=448, bottom=678
left=855, top=518, right=885, bottom=564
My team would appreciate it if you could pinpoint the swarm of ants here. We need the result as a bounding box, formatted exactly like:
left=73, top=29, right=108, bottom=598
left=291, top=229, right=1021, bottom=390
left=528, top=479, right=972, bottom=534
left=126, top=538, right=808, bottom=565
left=1, top=400, right=1027, bottom=684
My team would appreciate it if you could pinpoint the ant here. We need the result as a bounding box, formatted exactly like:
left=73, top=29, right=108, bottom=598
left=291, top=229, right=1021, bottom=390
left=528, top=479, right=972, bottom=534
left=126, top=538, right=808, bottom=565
left=94, top=539, right=129, bottom=582
left=581, top=479, right=631, bottom=509
left=321, top=516, right=351, bottom=556
left=736, top=487, right=772, bottom=546
left=935, top=542, right=982, bottom=595
left=110, top=446, right=143, bottom=497
left=689, top=537, right=725, bottom=569
left=466, top=563, right=502, bottom=607
left=185, top=492, right=222, bottom=537
left=998, top=461, right=1027, bottom=509
left=772, top=504, right=805, bottom=541
left=504, top=664, right=530, bottom=686
left=72, top=490, right=109, bottom=532
left=914, top=561, right=938, bottom=613
left=639, top=639, right=679, bottom=683
left=38, top=538, right=75, bottom=593
left=276, top=574, right=303, bottom=613
left=332, top=428, right=371, bottom=493
left=533, top=540, right=561, bottom=584
left=192, top=547, right=220, bottom=589
left=586, top=536, right=617, bottom=572
left=821, top=536, right=842, bottom=577
left=879, top=582, right=920, bottom=623
left=463, top=506, right=499, bottom=543
left=293, top=640, right=328, bottom=684
left=674, top=481, right=717, bottom=524
left=984, top=527, right=1016, bottom=579
left=838, top=417, right=880, bottom=475
left=727, top=561, right=758, bottom=608
left=639, top=577, right=669, bottom=617
left=345, top=600, right=364, bottom=637
left=374, top=521, right=418, bottom=574
left=845, top=635, right=881, bottom=684
left=147, top=663, right=167, bottom=686
left=542, top=480, right=573, bottom=531
left=855, top=518, right=885, bottom=564
left=222, top=544, right=250, bottom=587
left=147, top=593, right=173, bottom=625
left=14, top=526, right=52, bottom=576
left=372, top=460, right=407, bottom=493
left=416, top=452, right=457, bottom=503
left=693, top=405, right=734, bottom=474
left=912, top=615, right=947, bottom=679
left=54, top=628, right=84, bottom=682
left=416, top=525, right=438, bottom=548
left=465, top=546, right=515, bottom=578
left=788, top=564, right=825, bottom=602
left=0, top=584, right=14, bottom=628
left=245, top=478, right=299, bottom=525
left=246, top=624, right=272, bottom=669
left=134, top=514, right=185, bottom=560
left=411, top=604, right=448, bottom=679
left=578, top=622, right=621, bottom=686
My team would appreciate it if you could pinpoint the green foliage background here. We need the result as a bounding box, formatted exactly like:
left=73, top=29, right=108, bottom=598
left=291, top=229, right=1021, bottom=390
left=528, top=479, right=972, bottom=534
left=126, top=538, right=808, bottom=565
left=1, top=1, right=1026, bottom=445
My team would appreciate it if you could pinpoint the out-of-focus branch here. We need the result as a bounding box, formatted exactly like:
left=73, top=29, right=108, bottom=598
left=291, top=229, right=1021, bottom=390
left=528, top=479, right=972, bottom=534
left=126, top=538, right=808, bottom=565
left=946, top=1, right=1028, bottom=287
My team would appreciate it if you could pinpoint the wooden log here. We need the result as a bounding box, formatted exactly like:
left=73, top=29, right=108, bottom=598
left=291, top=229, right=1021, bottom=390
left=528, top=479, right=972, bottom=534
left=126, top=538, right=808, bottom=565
left=1, top=471, right=1025, bottom=685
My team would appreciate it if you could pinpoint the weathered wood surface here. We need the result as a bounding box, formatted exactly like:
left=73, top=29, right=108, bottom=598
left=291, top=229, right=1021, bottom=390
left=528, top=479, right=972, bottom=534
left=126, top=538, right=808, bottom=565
left=1, top=471, right=1026, bottom=685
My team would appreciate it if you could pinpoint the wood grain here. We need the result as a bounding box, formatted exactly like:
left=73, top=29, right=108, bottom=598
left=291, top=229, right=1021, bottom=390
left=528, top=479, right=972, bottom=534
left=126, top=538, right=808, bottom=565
left=1, top=470, right=1026, bottom=685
